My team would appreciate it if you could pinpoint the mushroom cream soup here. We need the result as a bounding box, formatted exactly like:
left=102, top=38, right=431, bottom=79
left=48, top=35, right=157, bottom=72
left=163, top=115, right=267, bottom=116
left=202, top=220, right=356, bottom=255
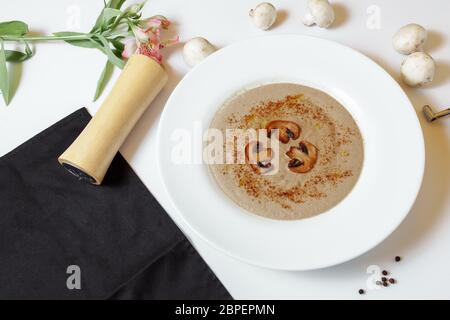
left=207, top=83, right=364, bottom=220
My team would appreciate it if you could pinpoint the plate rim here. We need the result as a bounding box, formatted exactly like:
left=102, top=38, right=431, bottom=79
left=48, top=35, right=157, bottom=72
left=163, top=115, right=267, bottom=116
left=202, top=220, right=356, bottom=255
left=156, top=34, right=425, bottom=271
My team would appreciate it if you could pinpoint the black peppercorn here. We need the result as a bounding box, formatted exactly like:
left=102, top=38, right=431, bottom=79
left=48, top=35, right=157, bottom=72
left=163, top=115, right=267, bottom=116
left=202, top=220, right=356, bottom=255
left=358, top=289, right=365, bottom=295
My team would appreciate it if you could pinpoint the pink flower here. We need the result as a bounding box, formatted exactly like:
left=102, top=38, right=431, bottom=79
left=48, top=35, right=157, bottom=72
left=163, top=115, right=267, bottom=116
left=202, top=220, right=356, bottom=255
left=161, top=35, right=179, bottom=49
left=122, top=39, right=137, bottom=58
left=148, top=28, right=161, bottom=48
left=146, top=18, right=162, bottom=30
left=144, top=15, right=170, bottom=31
left=138, top=44, right=163, bottom=64
left=131, top=26, right=149, bottom=42
left=122, top=17, right=179, bottom=65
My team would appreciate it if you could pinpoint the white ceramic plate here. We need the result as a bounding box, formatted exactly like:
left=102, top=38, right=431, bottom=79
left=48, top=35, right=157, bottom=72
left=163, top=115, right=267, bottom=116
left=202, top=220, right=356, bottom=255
left=157, top=35, right=424, bottom=270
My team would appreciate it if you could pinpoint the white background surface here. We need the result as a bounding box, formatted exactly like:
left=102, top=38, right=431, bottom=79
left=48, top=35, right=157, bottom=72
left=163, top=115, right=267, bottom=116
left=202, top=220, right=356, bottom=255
left=1, top=0, right=449, bottom=299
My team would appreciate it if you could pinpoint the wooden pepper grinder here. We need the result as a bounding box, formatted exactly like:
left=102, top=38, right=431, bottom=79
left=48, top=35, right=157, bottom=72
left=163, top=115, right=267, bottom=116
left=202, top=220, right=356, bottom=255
left=58, top=54, right=167, bottom=184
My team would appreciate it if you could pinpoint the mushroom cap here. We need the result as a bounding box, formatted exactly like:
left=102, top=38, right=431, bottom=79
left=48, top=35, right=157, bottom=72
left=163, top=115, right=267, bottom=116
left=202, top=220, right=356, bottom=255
left=250, top=2, right=277, bottom=30
left=245, top=141, right=275, bottom=174
left=183, top=37, right=216, bottom=67
left=302, top=12, right=316, bottom=26
left=307, top=0, right=335, bottom=28
left=286, top=141, right=318, bottom=173
left=400, top=52, right=435, bottom=87
left=266, top=120, right=301, bottom=144
left=392, top=23, right=427, bottom=55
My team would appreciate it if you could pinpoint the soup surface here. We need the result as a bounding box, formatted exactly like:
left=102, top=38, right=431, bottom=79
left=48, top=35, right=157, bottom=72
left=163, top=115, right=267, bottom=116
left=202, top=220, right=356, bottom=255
left=208, top=83, right=364, bottom=220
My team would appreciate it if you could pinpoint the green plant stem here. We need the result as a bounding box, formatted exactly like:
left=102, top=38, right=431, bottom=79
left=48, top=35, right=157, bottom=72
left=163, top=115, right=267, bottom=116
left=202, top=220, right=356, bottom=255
left=1, top=34, right=91, bottom=42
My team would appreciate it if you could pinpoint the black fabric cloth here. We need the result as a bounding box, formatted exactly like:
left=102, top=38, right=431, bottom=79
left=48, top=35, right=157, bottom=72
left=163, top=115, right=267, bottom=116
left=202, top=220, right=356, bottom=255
left=0, top=108, right=232, bottom=300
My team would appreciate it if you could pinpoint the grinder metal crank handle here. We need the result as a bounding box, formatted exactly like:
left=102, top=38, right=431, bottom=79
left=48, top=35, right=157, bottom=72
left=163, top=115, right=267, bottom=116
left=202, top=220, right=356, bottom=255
left=423, top=105, right=450, bottom=122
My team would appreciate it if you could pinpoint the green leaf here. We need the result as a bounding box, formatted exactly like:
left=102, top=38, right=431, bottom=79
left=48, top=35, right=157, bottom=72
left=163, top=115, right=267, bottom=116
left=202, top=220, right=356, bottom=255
left=102, top=28, right=132, bottom=40
left=93, top=8, right=122, bottom=33
left=53, top=32, right=96, bottom=49
left=102, top=8, right=122, bottom=25
left=123, top=1, right=146, bottom=18
left=0, top=41, right=10, bottom=105
left=111, top=39, right=124, bottom=53
left=91, top=12, right=105, bottom=33
left=94, top=35, right=125, bottom=69
left=0, top=20, right=28, bottom=36
left=93, top=59, right=114, bottom=101
left=5, top=50, right=30, bottom=62
left=4, top=41, right=34, bottom=63
left=91, top=0, right=126, bottom=33
left=98, top=8, right=123, bottom=32
left=24, top=41, right=33, bottom=56
left=106, top=0, right=126, bottom=10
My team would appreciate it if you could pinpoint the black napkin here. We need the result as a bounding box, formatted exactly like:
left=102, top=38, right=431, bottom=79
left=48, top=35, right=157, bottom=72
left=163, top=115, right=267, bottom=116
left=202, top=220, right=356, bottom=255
left=0, top=108, right=232, bottom=300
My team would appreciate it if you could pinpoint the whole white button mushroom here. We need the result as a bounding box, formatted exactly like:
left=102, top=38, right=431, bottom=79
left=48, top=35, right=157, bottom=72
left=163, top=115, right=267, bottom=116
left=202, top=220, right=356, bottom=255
left=302, top=0, right=335, bottom=28
left=249, top=2, right=277, bottom=30
left=183, top=37, right=216, bottom=67
left=400, top=52, right=435, bottom=87
left=392, top=24, right=427, bottom=55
